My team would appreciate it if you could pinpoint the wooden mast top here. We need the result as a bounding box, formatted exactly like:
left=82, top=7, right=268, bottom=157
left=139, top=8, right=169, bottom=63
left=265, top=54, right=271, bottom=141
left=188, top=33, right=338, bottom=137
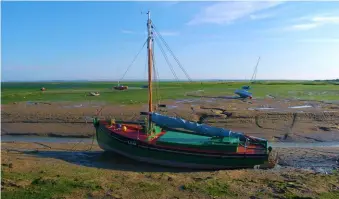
left=147, top=11, right=153, bottom=113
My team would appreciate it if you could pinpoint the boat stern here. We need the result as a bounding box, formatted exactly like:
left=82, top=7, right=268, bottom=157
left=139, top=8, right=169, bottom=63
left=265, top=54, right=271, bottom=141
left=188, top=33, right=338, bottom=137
left=255, top=146, right=279, bottom=169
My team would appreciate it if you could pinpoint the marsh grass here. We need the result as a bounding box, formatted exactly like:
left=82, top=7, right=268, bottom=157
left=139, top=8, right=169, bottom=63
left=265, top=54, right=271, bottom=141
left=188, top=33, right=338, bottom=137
left=318, top=191, right=339, bottom=199
left=1, top=171, right=102, bottom=199
left=2, top=81, right=338, bottom=104
left=1, top=150, right=339, bottom=199
left=183, top=178, right=234, bottom=197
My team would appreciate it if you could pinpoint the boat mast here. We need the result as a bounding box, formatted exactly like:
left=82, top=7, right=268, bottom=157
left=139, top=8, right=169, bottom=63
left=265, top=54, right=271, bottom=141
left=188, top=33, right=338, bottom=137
left=147, top=11, right=153, bottom=113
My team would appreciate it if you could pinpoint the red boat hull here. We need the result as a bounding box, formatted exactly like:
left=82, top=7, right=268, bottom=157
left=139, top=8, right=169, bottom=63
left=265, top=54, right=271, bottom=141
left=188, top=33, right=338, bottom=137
left=114, top=86, right=128, bottom=90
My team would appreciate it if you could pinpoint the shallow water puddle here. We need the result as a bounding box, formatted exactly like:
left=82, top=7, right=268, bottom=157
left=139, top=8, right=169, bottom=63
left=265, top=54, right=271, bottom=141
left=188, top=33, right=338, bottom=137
left=175, top=99, right=196, bottom=103
left=248, top=107, right=276, bottom=111
left=1, top=135, right=93, bottom=144
left=26, top=101, right=36, bottom=105
left=167, top=105, right=178, bottom=109
left=288, top=105, right=313, bottom=109
left=269, top=142, right=339, bottom=148
left=63, top=104, right=83, bottom=108
left=175, top=98, right=215, bottom=104
left=26, top=101, right=51, bottom=105
left=248, top=104, right=318, bottom=111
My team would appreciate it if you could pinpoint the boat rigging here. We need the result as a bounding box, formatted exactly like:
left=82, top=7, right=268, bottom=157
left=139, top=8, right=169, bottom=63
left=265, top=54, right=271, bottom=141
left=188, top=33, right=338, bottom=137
left=234, top=56, right=261, bottom=99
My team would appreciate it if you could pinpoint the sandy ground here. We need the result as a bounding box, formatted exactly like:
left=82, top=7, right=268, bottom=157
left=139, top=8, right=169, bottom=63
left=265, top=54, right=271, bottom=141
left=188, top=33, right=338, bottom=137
left=2, top=98, right=339, bottom=142
left=1, top=142, right=339, bottom=199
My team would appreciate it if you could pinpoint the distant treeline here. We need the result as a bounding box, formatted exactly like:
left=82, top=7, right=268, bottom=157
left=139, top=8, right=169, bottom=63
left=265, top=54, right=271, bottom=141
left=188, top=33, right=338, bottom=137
left=250, top=80, right=339, bottom=86
left=314, top=79, right=339, bottom=82
left=311, top=79, right=339, bottom=85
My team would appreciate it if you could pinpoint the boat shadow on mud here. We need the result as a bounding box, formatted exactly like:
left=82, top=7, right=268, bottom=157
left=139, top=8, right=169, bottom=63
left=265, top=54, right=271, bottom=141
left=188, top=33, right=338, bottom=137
left=21, top=149, right=223, bottom=173
left=185, top=94, right=241, bottom=100
left=3, top=143, right=337, bottom=174
left=17, top=148, right=338, bottom=174
left=3, top=136, right=338, bottom=174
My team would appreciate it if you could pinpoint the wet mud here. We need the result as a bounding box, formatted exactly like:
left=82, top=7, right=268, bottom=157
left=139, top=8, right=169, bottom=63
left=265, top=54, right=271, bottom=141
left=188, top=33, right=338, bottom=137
left=2, top=98, right=339, bottom=142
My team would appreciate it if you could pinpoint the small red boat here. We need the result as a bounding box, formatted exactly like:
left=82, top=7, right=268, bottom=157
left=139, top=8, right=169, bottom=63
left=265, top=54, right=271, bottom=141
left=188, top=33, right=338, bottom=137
left=114, top=85, right=128, bottom=90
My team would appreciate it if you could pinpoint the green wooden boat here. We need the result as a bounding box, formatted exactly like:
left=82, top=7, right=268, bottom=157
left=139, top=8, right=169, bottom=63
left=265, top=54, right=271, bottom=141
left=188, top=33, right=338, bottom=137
left=93, top=11, right=277, bottom=169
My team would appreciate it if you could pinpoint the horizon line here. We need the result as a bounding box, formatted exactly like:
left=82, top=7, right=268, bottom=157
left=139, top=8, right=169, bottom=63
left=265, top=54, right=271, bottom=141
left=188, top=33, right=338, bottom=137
left=2, top=78, right=338, bottom=83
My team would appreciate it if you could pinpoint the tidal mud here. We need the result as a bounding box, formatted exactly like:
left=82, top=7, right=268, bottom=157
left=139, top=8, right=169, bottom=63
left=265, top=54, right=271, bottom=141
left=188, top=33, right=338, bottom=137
left=2, top=99, right=339, bottom=142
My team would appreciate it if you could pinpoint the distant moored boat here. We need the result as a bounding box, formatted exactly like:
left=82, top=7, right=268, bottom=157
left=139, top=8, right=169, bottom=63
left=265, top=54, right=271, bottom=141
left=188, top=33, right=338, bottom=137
left=89, top=92, right=100, bottom=96
left=113, top=85, right=128, bottom=90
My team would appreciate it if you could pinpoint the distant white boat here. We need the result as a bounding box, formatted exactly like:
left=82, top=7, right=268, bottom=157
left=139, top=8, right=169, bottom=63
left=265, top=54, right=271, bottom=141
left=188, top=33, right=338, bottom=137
left=89, top=92, right=100, bottom=96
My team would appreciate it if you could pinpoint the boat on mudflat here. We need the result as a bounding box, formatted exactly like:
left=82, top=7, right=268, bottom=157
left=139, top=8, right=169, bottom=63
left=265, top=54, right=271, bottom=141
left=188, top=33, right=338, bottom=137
left=113, top=85, right=128, bottom=90
left=89, top=92, right=100, bottom=96
left=93, top=11, right=277, bottom=169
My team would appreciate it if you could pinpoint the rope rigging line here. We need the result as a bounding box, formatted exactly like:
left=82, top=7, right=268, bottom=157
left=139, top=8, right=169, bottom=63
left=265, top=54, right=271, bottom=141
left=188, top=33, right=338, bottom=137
left=152, top=24, right=193, bottom=82
left=151, top=38, right=161, bottom=104
left=152, top=23, right=205, bottom=110
left=118, top=38, right=148, bottom=83
left=153, top=36, right=179, bottom=81
left=152, top=28, right=200, bottom=114
left=250, top=56, right=260, bottom=82
left=144, top=49, right=148, bottom=81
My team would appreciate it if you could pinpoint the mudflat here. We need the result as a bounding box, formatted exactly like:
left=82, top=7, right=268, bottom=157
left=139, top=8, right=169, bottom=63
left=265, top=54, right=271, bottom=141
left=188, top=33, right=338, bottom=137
left=2, top=97, right=339, bottom=198
left=2, top=98, right=339, bottom=142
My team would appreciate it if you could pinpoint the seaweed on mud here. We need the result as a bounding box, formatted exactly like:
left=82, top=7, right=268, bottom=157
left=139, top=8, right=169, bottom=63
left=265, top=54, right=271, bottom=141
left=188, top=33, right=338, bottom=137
left=255, top=115, right=264, bottom=128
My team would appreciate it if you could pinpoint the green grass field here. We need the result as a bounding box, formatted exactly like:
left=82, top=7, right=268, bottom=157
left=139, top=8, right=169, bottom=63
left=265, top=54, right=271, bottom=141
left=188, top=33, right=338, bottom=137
left=1, top=81, right=338, bottom=104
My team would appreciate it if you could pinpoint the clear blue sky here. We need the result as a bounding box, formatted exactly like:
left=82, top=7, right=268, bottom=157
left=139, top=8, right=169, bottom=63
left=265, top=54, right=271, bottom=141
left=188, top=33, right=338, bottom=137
left=2, top=1, right=339, bottom=81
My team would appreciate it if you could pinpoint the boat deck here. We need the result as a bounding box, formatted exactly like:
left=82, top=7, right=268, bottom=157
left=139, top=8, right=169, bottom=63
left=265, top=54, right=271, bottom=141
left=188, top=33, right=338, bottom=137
left=105, top=122, right=216, bottom=144
left=156, top=130, right=240, bottom=152
left=156, top=130, right=211, bottom=145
